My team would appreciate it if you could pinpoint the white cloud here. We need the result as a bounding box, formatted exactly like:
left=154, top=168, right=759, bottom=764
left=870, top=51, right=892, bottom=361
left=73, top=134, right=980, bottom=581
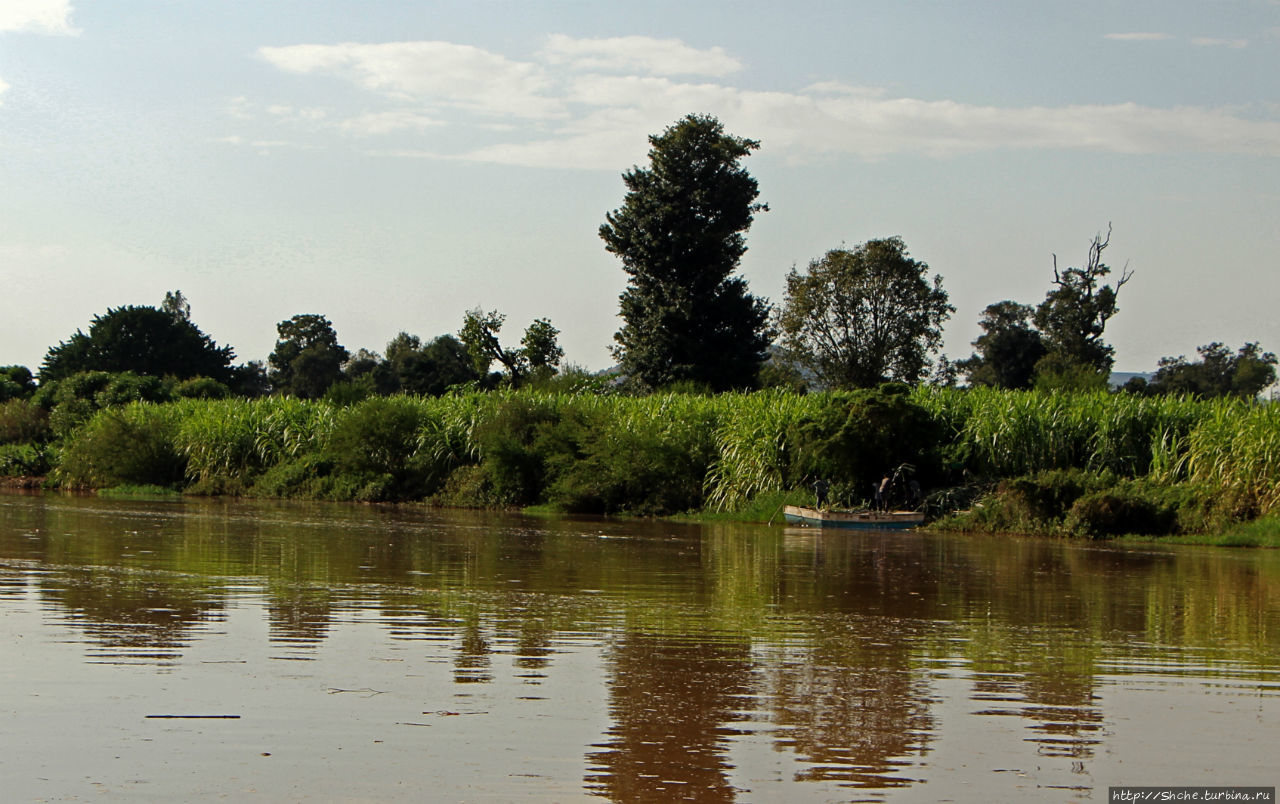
left=259, top=41, right=561, bottom=118
left=1104, top=32, right=1172, bottom=41
left=338, top=110, right=441, bottom=136
left=0, top=0, right=76, bottom=34
left=540, top=34, right=742, bottom=77
left=0, top=77, right=9, bottom=103
left=254, top=36, right=1280, bottom=169
left=1191, top=37, right=1248, bottom=49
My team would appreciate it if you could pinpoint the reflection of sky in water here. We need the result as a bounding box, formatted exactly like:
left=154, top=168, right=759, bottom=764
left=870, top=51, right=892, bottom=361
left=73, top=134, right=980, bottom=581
left=2, top=493, right=1279, bottom=800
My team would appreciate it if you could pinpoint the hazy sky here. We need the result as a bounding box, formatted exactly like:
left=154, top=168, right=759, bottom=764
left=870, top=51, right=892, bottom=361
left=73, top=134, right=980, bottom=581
left=3, top=0, right=1278, bottom=375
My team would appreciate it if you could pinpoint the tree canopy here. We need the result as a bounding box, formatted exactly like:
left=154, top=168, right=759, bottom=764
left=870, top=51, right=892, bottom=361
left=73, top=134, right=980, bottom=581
left=459, top=310, right=563, bottom=387
left=40, top=305, right=235, bottom=383
left=957, top=301, right=1048, bottom=390
left=1033, top=225, right=1131, bottom=381
left=599, top=113, right=772, bottom=391
left=1133, top=342, right=1277, bottom=399
left=268, top=314, right=349, bottom=399
left=778, top=238, right=953, bottom=389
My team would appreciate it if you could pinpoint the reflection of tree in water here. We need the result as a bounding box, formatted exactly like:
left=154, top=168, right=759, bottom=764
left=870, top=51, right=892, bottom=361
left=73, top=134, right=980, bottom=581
left=0, top=567, right=27, bottom=599
left=586, top=631, right=753, bottom=802
left=266, top=584, right=333, bottom=649
left=454, top=607, right=492, bottom=684
left=967, top=628, right=1103, bottom=762
left=766, top=616, right=933, bottom=789
left=37, top=567, right=224, bottom=666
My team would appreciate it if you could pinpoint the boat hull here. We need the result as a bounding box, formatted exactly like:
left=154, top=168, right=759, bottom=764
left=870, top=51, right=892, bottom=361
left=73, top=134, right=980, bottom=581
left=782, top=505, right=923, bottom=530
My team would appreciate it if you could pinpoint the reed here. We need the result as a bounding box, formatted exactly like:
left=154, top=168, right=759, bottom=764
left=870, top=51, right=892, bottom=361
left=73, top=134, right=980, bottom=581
left=1186, top=399, right=1280, bottom=516
left=35, top=386, right=1280, bottom=529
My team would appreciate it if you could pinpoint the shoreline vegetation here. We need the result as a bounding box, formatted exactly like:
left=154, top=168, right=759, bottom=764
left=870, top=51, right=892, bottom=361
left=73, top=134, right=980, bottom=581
left=4, top=384, right=1280, bottom=547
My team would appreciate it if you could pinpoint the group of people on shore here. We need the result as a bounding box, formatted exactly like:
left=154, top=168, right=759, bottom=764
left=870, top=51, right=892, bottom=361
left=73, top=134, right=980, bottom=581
left=811, top=472, right=922, bottom=512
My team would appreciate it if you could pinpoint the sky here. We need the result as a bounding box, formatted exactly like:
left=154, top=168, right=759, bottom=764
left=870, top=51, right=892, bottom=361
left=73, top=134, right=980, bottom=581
left=2, top=0, right=1279, bottom=377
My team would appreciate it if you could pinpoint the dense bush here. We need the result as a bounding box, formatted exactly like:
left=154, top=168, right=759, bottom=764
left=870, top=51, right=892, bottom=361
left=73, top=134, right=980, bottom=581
left=58, top=405, right=185, bottom=488
left=0, top=443, right=52, bottom=477
left=785, top=384, right=941, bottom=505
left=1064, top=481, right=1198, bottom=538
left=0, top=400, right=51, bottom=445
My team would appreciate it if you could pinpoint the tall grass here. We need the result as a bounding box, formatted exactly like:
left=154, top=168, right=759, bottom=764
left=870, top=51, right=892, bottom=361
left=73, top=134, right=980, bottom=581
left=913, top=387, right=1208, bottom=479
left=41, top=387, right=1280, bottom=526
left=1186, top=399, right=1280, bottom=516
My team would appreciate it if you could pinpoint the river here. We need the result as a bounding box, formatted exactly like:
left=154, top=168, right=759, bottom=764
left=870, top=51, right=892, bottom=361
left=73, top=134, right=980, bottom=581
left=1, top=491, right=1277, bottom=801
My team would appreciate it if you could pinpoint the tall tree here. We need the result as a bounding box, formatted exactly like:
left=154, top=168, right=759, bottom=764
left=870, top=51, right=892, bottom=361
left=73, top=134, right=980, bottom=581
left=778, top=238, right=953, bottom=389
left=1033, top=225, right=1132, bottom=381
left=268, top=314, right=349, bottom=399
left=957, top=301, right=1048, bottom=389
left=40, top=305, right=235, bottom=383
left=599, top=113, right=771, bottom=391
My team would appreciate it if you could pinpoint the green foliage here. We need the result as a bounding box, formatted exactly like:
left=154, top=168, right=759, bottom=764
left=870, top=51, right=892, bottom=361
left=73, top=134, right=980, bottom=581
left=58, top=405, right=185, bottom=488
left=174, top=376, right=233, bottom=400
left=1065, top=480, right=1209, bottom=538
left=784, top=385, right=941, bottom=505
left=1142, top=342, right=1278, bottom=399
left=1031, top=353, right=1110, bottom=393
left=0, top=365, right=37, bottom=401
left=779, top=239, right=953, bottom=389
left=1033, top=225, right=1131, bottom=376
left=938, top=469, right=1116, bottom=534
left=269, top=314, right=349, bottom=399
left=21, top=381, right=1280, bottom=542
left=325, top=396, right=437, bottom=499
left=521, top=318, right=564, bottom=374
left=957, top=301, right=1047, bottom=390
left=1186, top=399, right=1280, bottom=518
left=470, top=396, right=564, bottom=506
left=546, top=395, right=719, bottom=515
left=600, top=113, right=771, bottom=391
left=0, top=399, right=51, bottom=445
left=0, top=443, right=52, bottom=476
left=40, top=305, right=235, bottom=383
left=33, top=371, right=175, bottom=439
left=459, top=311, right=562, bottom=388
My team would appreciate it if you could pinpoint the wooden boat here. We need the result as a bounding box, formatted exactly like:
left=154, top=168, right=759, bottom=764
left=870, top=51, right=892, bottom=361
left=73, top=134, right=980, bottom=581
left=782, top=505, right=924, bottom=530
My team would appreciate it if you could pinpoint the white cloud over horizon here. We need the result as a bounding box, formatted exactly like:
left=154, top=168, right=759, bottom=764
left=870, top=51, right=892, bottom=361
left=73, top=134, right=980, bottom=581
left=0, top=0, right=76, bottom=34
left=247, top=35, right=1280, bottom=169
left=539, top=34, right=743, bottom=77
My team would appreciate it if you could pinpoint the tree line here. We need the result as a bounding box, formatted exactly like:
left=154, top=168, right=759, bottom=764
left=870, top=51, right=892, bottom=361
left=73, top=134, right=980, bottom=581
left=1, top=113, right=1274, bottom=410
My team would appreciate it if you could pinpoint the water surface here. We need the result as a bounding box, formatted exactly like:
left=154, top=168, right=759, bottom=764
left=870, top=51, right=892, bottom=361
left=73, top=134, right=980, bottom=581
left=2, top=492, right=1278, bottom=801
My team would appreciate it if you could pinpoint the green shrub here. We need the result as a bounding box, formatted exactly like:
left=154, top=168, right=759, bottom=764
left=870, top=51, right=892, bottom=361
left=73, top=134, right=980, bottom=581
left=471, top=396, right=564, bottom=507
left=1065, top=480, right=1212, bottom=538
left=325, top=396, right=437, bottom=499
left=174, top=377, right=232, bottom=399
left=58, top=405, right=185, bottom=488
left=0, top=443, right=52, bottom=476
left=0, top=399, right=51, bottom=445
left=786, top=385, right=942, bottom=505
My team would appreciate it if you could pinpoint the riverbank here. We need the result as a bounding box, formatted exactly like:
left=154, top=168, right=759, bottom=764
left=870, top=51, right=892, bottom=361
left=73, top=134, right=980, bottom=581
left=3, top=385, right=1278, bottom=545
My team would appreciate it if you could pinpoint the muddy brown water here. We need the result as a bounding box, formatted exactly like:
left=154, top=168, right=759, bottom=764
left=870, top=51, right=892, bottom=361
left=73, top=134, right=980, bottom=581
left=1, top=491, right=1277, bottom=801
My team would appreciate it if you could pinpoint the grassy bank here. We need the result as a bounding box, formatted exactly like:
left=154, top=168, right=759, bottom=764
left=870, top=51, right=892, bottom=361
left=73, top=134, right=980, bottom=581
left=5, top=385, right=1279, bottom=544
